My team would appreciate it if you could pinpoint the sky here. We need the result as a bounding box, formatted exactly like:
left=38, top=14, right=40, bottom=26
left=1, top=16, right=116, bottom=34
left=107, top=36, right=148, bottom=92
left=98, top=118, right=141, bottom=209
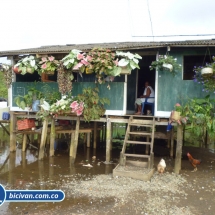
left=0, top=0, right=215, bottom=52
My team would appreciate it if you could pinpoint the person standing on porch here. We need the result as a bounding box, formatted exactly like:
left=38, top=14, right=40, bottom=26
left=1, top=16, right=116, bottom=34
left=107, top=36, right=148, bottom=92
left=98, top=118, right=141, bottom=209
left=135, top=81, right=155, bottom=115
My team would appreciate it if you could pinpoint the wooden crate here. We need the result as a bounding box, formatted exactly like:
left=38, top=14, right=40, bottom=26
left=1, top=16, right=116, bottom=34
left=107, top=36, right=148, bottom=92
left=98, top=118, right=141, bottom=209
left=17, top=119, right=35, bottom=130
left=113, top=161, right=155, bottom=181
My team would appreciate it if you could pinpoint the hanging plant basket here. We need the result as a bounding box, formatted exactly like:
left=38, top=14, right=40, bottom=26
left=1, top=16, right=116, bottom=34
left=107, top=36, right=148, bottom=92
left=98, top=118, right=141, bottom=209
left=201, top=67, right=213, bottom=76
left=162, top=63, right=173, bottom=72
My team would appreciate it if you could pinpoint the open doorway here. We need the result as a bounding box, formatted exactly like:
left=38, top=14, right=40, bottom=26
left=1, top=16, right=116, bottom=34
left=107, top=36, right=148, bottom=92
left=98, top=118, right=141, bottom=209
left=137, top=55, right=156, bottom=96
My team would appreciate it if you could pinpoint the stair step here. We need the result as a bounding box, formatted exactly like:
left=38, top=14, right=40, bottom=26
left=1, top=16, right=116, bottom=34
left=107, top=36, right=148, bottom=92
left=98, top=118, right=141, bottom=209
left=125, top=140, right=151, bottom=145
left=128, top=131, right=152, bottom=136
left=124, top=153, right=150, bottom=158
left=129, top=123, right=153, bottom=127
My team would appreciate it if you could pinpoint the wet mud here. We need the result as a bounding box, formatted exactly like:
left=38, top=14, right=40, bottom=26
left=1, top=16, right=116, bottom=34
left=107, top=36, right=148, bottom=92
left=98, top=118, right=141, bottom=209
left=0, top=139, right=215, bottom=214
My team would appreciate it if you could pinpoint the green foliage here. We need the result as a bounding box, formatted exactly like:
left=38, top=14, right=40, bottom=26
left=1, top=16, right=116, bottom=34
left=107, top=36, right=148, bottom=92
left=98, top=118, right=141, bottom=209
left=0, top=72, right=8, bottom=99
left=116, top=51, right=142, bottom=71
left=87, top=48, right=120, bottom=78
left=181, top=95, right=215, bottom=140
left=75, top=87, right=110, bottom=122
left=149, top=54, right=181, bottom=75
left=38, top=56, right=59, bottom=75
left=15, top=87, right=44, bottom=110
left=193, top=56, right=215, bottom=92
left=41, top=84, right=61, bottom=105
left=14, top=55, right=39, bottom=75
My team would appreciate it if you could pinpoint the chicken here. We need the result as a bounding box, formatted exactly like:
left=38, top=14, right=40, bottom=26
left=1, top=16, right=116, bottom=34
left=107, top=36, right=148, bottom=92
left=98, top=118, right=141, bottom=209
left=157, top=158, right=166, bottom=173
left=187, top=152, right=201, bottom=172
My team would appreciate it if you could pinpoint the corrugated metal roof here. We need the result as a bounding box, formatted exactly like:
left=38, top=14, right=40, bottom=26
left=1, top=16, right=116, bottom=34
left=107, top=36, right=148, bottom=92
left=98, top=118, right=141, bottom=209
left=1, top=39, right=215, bottom=56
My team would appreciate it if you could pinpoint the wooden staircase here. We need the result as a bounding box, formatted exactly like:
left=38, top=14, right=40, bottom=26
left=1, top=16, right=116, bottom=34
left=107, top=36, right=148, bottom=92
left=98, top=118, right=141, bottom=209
left=120, top=116, right=156, bottom=169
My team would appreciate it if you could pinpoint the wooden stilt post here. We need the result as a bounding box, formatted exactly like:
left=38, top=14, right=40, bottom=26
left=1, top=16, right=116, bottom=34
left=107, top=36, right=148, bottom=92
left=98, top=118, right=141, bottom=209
left=21, top=152, right=27, bottom=169
left=38, top=117, right=49, bottom=160
left=93, top=122, right=97, bottom=149
left=70, top=117, right=80, bottom=162
left=22, top=134, right=27, bottom=151
left=50, top=118, right=55, bottom=156
left=106, top=118, right=111, bottom=163
left=170, top=127, right=174, bottom=157
left=10, top=112, right=16, bottom=152
left=70, top=133, right=75, bottom=156
left=8, top=152, right=16, bottom=184
left=174, top=125, right=183, bottom=174
left=87, top=133, right=91, bottom=147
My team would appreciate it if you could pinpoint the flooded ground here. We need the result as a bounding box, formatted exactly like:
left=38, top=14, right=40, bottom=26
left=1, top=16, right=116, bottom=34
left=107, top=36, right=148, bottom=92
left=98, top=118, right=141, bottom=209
left=1, top=132, right=215, bottom=214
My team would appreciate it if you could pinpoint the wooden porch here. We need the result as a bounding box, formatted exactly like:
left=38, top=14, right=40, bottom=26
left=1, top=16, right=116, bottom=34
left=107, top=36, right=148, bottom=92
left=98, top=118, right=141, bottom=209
left=9, top=111, right=183, bottom=174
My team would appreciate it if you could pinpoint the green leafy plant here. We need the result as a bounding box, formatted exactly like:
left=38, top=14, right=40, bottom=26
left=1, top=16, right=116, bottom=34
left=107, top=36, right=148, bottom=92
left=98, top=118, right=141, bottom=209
left=71, top=87, right=110, bottom=122
left=149, top=54, right=181, bottom=75
left=14, top=87, right=44, bottom=110
left=38, top=56, right=59, bottom=75
left=14, top=55, right=39, bottom=75
left=181, top=95, right=215, bottom=142
left=86, top=48, right=121, bottom=83
left=193, top=56, right=215, bottom=92
left=116, top=51, right=142, bottom=74
left=61, top=49, right=89, bottom=73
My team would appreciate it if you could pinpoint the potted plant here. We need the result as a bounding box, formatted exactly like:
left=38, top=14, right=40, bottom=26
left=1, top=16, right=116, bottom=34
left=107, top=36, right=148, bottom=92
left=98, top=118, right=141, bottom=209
left=14, top=87, right=44, bottom=111
left=38, top=56, right=59, bottom=75
left=115, top=51, right=142, bottom=74
left=193, top=58, right=215, bottom=92
left=13, top=55, right=39, bottom=75
left=61, top=49, right=89, bottom=73
left=149, top=55, right=181, bottom=75
left=86, top=48, right=120, bottom=83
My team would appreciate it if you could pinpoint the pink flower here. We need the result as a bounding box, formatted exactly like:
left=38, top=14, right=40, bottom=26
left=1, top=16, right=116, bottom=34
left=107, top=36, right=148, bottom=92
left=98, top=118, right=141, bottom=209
left=48, top=56, right=55, bottom=61
left=86, top=55, right=92, bottom=61
left=73, top=63, right=83, bottom=70
left=81, top=59, right=89, bottom=65
left=42, top=57, right=47, bottom=62
left=76, top=109, right=83, bottom=116
left=70, top=101, right=79, bottom=109
left=77, top=53, right=84, bottom=60
left=114, top=59, right=118, bottom=66
left=41, top=63, right=47, bottom=69
left=175, top=103, right=181, bottom=106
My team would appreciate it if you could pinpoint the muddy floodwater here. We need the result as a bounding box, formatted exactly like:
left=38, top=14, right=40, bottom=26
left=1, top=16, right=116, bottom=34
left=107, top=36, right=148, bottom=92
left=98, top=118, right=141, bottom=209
left=1, top=137, right=215, bottom=214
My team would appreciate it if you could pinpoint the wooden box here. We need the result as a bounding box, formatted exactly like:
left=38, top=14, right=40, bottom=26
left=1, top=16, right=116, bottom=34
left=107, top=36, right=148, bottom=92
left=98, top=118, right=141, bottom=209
left=17, top=119, right=35, bottom=130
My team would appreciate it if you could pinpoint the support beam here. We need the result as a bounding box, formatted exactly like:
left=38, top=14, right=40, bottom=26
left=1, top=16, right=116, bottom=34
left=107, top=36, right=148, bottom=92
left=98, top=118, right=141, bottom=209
left=174, top=125, right=183, bottom=174
left=70, top=117, right=80, bottom=162
left=10, top=112, right=16, bottom=152
left=38, top=117, right=48, bottom=160
left=93, top=122, right=97, bottom=149
left=50, top=118, right=55, bottom=156
left=105, top=118, right=111, bottom=163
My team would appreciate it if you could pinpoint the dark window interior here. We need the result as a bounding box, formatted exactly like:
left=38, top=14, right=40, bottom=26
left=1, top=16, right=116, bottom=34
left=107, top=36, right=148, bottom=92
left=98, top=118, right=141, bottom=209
left=183, top=55, right=212, bottom=80
left=137, top=55, right=156, bottom=96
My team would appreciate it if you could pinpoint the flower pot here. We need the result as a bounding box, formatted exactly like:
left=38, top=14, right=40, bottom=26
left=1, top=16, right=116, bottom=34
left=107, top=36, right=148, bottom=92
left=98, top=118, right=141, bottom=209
left=32, top=100, right=40, bottom=112
left=172, top=111, right=181, bottom=121
left=85, top=68, right=93, bottom=74
left=13, top=66, right=21, bottom=74
left=120, top=67, right=131, bottom=75
left=163, top=63, right=173, bottom=72
left=46, top=71, right=55, bottom=75
left=201, top=67, right=213, bottom=76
